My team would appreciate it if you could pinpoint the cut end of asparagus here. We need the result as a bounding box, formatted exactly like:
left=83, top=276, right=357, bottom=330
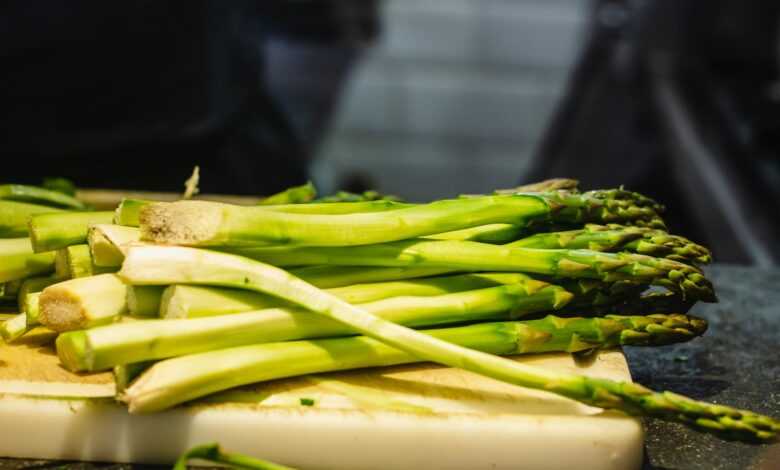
left=56, top=330, right=92, bottom=371
left=140, top=201, right=223, bottom=245
left=39, top=274, right=128, bottom=332
left=39, top=287, right=90, bottom=332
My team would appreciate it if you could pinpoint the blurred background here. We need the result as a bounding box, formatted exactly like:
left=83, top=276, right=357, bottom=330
left=2, top=0, right=780, bottom=265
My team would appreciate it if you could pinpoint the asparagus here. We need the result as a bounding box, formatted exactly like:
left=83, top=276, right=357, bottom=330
left=0, top=280, right=22, bottom=302
left=0, top=238, right=56, bottom=283
left=161, top=273, right=539, bottom=319
left=0, top=200, right=64, bottom=237
left=114, top=199, right=152, bottom=226
left=174, top=443, right=295, bottom=470
left=258, top=181, right=317, bottom=205
left=511, top=224, right=711, bottom=264
left=39, top=274, right=128, bottom=332
left=315, top=189, right=402, bottom=203
left=88, top=224, right=142, bottom=267
left=121, top=313, right=707, bottom=407
left=116, top=246, right=779, bottom=442
left=58, top=281, right=570, bottom=371
left=115, top=198, right=413, bottom=228
left=426, top=223, right=523, bottom=244
left=0, top=184, right=87, bottom=210
left=55, top=244, right=115, bottom=279
left=139, top=189, right=666, bottom=247
left=127, top=285, right=166, bottom=317
left=23, top=292, right=43, bottom=327
left=18, top=276, right=58, bottom=325
left=29, top=211, right=114, bottom=253
left=290, top=265, right=453, bottom=289
left=0, top=313, right=28, bottom=342
left=224, top=239, right=715, bottom=302
left=114, top=361, right=155, bottom=393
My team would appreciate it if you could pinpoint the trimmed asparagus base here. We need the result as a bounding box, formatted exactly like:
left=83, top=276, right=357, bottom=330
left=39, top=274, right=128, bottom=332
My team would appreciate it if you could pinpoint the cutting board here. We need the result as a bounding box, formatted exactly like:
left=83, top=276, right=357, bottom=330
left=0, top=323, right=643, bottom=470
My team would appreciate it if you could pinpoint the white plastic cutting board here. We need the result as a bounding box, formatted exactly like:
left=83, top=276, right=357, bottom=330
left=0, top=327, right=643, bottom=469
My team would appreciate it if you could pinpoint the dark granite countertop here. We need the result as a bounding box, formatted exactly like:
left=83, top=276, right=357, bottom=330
left=1, top=265, right=778, bottom=470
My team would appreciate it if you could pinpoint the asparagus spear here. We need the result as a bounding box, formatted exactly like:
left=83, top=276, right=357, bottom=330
left=121, top=313, right=708, bottom=409
left=88, top=224, right=142, bottom=267
left=114, top=361, right=154, bottom=394
left=115, top=198, right=413, bottom=228
left=126, top=285, right=166, bottom=317
left=29, top=211, right=114, bottom=253
left=0, top=200, right=64, bottom=237
left=55, top=244, right=115, bottom=279
left=174, top=443, right=295, bottom=470
left=258, top=181, right=317, bottom=205
left=0, top=313, right=28, bottom=342
left=289, top=265, right=454, bottom=289
left=161, top=273, right=538, bottom=319
left=511, top=224, right=711, bottom=265
left=0, top=238, right=56, bottom=283
left=496, top=178, right=580, bottom=193
left=425, top=223, right=523, bottom=244
left=0, top=184, right=87, bottom=210
left=23, top=292, right=43, bottom=327
left=38, top=273, right=128, bottom=332
left=58, top=281, right=569, bottom=371
left=139, top=189, right=665, bottom=247
left=118, top=247, right=779, bottom=442
left=222, top=239, right=715, bottom=302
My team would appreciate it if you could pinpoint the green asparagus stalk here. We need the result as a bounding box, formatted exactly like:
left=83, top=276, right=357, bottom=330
left=116, top=246, right=778, bottom=443
left=161, top=273, right=539, bottom=319
left=224, top=239, right=715, bottom=301
left=258, top=181, right=317, bottom=205
left=0, top=279, right=23, bottom=302
left=0, top=184, right=87, bottom=210
left=139, top=189, right=666, bottom=247
left=127, top=285, right=166, bottom=317
left=23, top=292, right=43, bottom=327
left=114, top=361, right=155, bottom=394
left=122, top=313, right=708, bottom=406
left=0, top=200, right=64, bottom=237
left=58, top=281, right=569, bottom=371
left=39, top=273, right=128, bottom=332
left=0, top=238, right=56, bottom=283
left=315, top=189, right=402, bottom=203
left=510, top=224, right=711, bottom=264
left=115, top=198, right=413, bottom=228
left=88, top=224, right=142, bottom=267
left=29, top=211, right=114, bottom=253
left=0, top=313, right=28, bottom=342
left=17, top=276, right=58, bottom=325
left=55, top=244, right=115, bottom=279
left=174, top=443, right=295, bottom=470
left=290, top=265, right=453, bottom=289
left=425, top=223, right=523, bottom=244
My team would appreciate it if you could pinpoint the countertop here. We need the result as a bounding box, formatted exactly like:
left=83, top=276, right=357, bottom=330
left=1, top=265, right=778, bottom=470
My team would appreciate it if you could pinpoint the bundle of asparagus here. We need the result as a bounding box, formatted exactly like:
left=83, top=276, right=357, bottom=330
left=1, top=178, right=778, bottom=445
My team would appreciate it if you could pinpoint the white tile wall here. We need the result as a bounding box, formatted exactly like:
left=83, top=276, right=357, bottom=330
left=313, top=0, right=589, bottom=200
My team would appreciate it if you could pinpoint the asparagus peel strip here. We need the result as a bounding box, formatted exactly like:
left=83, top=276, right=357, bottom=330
left=57, top=281, right=569, bottom=371
left=122, top=314, right=708, bottom=410
left=39, top=273, right=128, bottom=332
left=118, top=246, right=775, bottom=442
left=29, top=211, right=114, bottom=253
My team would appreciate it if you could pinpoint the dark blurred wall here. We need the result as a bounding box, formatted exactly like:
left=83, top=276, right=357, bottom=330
left=0, top=1, right=376, bottom=195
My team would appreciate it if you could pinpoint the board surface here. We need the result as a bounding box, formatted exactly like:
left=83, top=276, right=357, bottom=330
left=0, top=327, right=643, bottom=470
